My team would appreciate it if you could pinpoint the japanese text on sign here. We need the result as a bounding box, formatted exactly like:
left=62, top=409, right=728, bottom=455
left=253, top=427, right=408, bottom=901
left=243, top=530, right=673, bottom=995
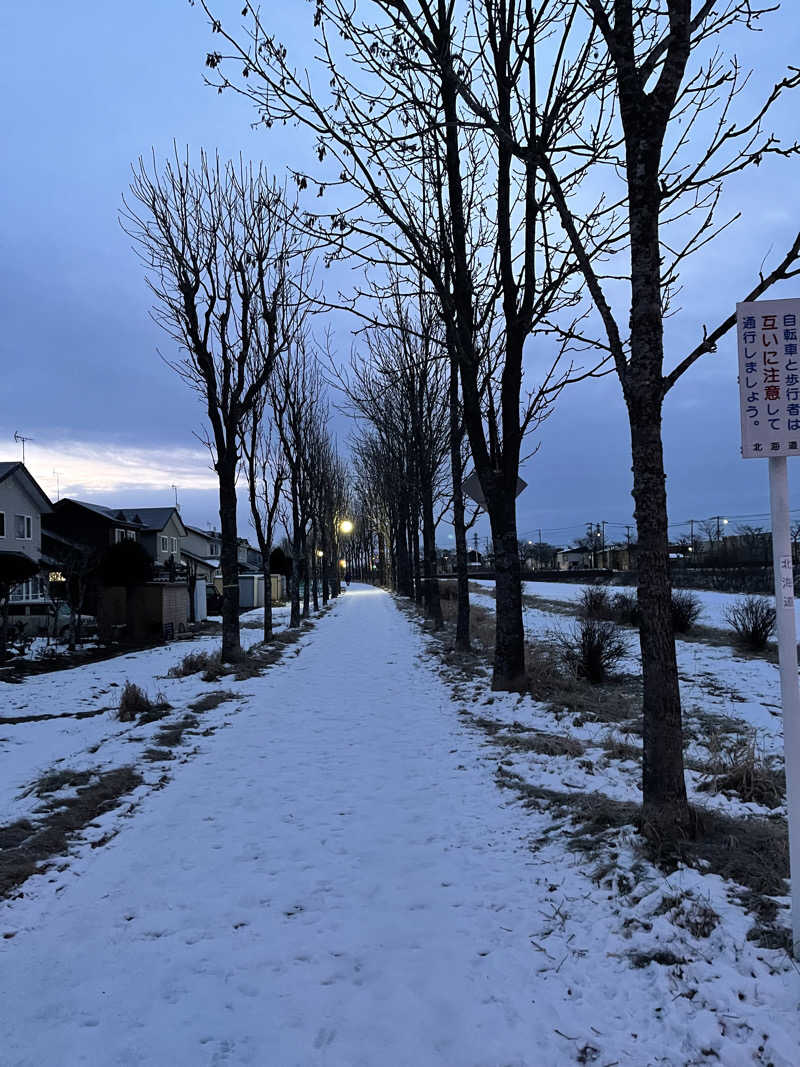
left=738, top=297, right=800, bottom=459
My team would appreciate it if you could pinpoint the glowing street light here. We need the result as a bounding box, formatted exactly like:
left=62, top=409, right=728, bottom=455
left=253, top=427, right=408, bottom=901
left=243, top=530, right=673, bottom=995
left=315, top=549, right=324, bottom=558
left=339, top=559, right=346, bottom=568
left=339, top=519, right=354, bottom=535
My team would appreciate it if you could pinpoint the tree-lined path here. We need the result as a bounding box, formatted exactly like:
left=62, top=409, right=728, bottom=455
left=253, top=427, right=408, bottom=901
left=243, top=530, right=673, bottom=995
left=2, top=588, right=795, bottom=1065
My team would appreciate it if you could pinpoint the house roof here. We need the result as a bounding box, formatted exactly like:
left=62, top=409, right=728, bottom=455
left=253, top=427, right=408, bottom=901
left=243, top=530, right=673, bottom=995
left=181, top=547, right=220, bottom=570
left=115, top=508, right=188, bottom=537
left=62, top=500, right=142, bottom=527
left=0, top=462, right=53, bottom=513
left=184, top=524, right=220, bottom=540
left=59, top=501, right=188, bottom=537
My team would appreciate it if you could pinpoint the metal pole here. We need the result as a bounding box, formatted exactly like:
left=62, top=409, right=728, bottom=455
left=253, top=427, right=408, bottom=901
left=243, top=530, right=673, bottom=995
left=768, top=455, right=800, bottom=957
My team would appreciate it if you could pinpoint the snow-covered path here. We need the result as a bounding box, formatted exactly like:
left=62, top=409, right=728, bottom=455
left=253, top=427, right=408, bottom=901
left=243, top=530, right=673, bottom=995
left=1, top=587, right=543, bottom=1066
left=2, top=586, right=797, bottom=1066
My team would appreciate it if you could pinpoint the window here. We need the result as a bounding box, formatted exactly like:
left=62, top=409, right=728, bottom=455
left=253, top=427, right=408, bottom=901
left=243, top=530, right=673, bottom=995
left=210, top=542, right=220, bottom=556
left=9, top=575, right=47, bottom=602
left=0, top=512, right=4, bottom=537
left=170, top=537, right=178, bottom=554
left=116, top=528, right=136, bottom=543
left=160, top=535, right=169, bottom=553
left=15, top=514, right=32, bottom=540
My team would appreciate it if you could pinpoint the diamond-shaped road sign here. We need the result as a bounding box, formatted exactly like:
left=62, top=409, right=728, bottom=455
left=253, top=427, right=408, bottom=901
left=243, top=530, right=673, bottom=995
left=461, top=472, right=527, bottom=510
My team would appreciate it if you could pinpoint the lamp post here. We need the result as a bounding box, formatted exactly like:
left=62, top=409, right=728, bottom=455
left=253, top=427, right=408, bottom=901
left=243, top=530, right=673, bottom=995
left=334, top=517, right=353, bottom=594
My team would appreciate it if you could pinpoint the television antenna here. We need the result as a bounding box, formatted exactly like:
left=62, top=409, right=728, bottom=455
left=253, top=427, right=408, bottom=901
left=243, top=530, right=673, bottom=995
left=13, top=431, right=34, bottom=464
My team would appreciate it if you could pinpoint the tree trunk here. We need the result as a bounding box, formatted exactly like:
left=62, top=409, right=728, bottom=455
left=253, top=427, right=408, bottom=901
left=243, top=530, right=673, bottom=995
left=411, top=515, right=422, bottom=604
left=302, top=553, right=311, bottom=619
left=624, top=127, right=691, bottom=835
left=218, top=457, right=242, bottom=661
left=449, top=353, right=470, bottom=650
left=377, top=529, right=387, bottom=587
left=0, top=592, right=9, bottom=664
left=421, top=492, right=443, bottom=629
left=629, top=399, right=690, bottom=834
left=395, top=519, right=413, bottom=597
left=262, top=560, right=273, bottom=642
left=489, top=503, right=526, bottom=691
left=311, top=545, right=320, bottom=612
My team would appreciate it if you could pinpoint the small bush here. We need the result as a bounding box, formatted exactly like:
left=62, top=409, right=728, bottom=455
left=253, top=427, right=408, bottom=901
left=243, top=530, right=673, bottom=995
left=611, top=591, right=640, bottom=627
left=697, top=734, right=785, bottom=809
left=579, top=585, right=612, bottom=620
left=556, top=618, right=629, bottom=684
left=671, top=590, right=702, bottom=634
left=724, top=595, right=776, bottom=650
left=167, top=649, right=216, bottom=678
left=118, top=681, right=170, bottom=723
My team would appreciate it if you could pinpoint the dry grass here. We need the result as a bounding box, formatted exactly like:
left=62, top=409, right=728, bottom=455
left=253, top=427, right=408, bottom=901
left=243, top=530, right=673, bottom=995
left=0, top=767, right=142, bottom=898
left=167, top=649, right=217, bottom=678
left=154, top=714, right=199, bottom=748
left=188, top=690, right=238, bottom=713
left=118, top=681, right=172, bottom=723
left=696, top=734, right=785, bottom=810
left=495, top=729, right=585, bottom=757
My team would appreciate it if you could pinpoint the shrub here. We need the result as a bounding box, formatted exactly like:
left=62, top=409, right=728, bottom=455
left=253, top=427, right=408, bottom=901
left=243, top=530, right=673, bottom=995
left=167, top=649, right=216, bottom=678
left=611, top=590, right=640, bottom=627
left=724, top=595, right=776, bottom=650
left=671, top=590, right=702, bottom=634
left=697, top=734, right=784, bottom=809
left=118, top=681, right=171, bottom=722
left=556, top=618, right=629, bottom=684
left=579, top=585, right=612, bottom=620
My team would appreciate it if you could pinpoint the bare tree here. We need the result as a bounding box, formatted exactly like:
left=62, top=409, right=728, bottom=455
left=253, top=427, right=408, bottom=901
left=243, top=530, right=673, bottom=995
left=123, top=150, right=311, bottom=660
left=241, top=394, right=286, bottom=641
left=197, top=0, right=606, bottom=691
left=421, top=0, right=800, bottom=833
left=343, top=276, right=451, bottom=627
left=271, top=337, right=325, bottom=628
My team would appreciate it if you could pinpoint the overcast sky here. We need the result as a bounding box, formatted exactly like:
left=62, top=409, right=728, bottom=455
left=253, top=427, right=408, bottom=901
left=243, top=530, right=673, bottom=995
left=2, top=2, right=799, bottom=549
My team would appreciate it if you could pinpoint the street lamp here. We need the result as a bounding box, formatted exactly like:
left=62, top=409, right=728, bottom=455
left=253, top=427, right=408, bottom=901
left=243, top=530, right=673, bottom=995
left=339, top=519, right=354, bottom=535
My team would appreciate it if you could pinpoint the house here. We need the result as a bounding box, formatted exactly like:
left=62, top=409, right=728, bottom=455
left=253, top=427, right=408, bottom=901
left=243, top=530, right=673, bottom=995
left=181, top=526, right=224, bottom=621
left=183, top=524, right=222, bottom=565
left=43, top=499, right=143, bottom=556
left=0, top=462, right=53, bottom=619
left=114, top=507, right=187, bottom=573
left=43, top=499, right=190, bottom=639
left=555, top=548, right=592, bottom=570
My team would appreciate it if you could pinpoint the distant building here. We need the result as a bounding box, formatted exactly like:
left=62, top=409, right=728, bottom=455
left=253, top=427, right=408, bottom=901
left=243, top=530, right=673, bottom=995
left=0, top=461, right=53, bottom=613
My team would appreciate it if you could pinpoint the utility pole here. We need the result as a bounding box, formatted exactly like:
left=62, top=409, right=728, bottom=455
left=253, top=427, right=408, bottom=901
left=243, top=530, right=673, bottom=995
left=171, top=484, right=180, bottom=511
left=52, top=470, right=62, bottom=502
left=586, top=522, right=595, bottom=567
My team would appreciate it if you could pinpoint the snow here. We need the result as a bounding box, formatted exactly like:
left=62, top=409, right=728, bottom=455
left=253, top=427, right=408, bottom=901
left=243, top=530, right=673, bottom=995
left=506, top=577, right=800, bottom=632
left=0, top=587, right=798, bottom=1065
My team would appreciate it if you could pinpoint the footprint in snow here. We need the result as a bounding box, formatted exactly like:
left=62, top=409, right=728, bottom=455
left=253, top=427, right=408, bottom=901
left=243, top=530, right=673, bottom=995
left=314, top=1027, right=336, bottom=1049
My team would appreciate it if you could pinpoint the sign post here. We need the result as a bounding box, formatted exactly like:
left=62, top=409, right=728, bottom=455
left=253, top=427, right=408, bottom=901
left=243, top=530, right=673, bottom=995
left=738, top=296, right=800, bottom=957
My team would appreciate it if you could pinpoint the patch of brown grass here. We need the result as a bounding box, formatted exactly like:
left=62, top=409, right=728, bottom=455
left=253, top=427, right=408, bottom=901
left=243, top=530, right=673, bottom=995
left=118, top=681, right=171, bottom=723
left=0, top=767, right=142, bottom=898
left=154, top=714, right=199, bottom=748
left=188, top=690, right=238, bottom=713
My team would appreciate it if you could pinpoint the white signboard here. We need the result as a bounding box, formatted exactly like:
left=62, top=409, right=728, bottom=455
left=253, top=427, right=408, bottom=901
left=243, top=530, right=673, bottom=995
left=737, top=296, right=800, bottom=458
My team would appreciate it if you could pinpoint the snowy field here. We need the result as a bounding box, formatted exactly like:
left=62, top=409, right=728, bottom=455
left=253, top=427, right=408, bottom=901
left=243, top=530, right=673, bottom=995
left=512, top=577, right=800, bottom=631
left=0, top=586, right=797, bottom=1065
